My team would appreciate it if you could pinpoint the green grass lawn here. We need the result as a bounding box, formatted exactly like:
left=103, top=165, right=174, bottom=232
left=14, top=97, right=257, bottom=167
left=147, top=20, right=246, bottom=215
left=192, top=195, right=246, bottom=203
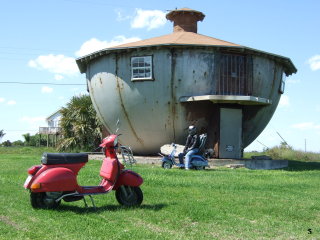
left=0, top=148, right=319, bottom=239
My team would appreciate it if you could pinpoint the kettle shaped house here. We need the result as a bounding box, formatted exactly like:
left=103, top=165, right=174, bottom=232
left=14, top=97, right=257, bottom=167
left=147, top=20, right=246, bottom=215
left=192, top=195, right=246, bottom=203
left=76, top=8, right=296, bottom=157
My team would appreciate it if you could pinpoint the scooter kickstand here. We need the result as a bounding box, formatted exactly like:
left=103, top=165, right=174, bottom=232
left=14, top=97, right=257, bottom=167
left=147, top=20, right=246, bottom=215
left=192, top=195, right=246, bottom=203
left=89, top=195, right=96, bottom=209
left=83, top=196, right=88, bottom=208
left=83, top=196, right=96, bottom=209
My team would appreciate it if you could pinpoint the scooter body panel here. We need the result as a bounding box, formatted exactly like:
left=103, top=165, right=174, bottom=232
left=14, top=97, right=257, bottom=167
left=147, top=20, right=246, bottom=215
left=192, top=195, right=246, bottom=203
left=113, top=170, right=143, bottom=189
left=30, top=167, right=79, bottom=192
left=190, top=155, right=209, bottom=167
left=100, top=157, right=119, bottom=182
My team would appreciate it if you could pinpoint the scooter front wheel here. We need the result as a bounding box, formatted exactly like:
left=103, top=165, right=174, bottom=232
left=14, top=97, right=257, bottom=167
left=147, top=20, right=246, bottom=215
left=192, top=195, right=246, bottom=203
left=162, top=161, right=172, bottom=169
left=30, top=192, right=61, bottom=209
left=115, top=186, right=143, bottom=207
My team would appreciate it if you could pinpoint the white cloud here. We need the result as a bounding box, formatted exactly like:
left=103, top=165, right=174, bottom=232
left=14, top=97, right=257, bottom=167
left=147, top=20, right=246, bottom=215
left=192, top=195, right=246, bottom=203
left=131, top=8, right=166, bottom=30
left=291, top=122, right=320, bottom=130
left=308, top=55, right=320, bottom=71
left=41, top=86, right=53, bottom=93
left=75, top=36, right=141, bottom=57
left=7, top=100, right=16, bottom=105
left=28, top=54, right=78, bottom=75
left=0, top=97, right=5, bottom=103
left=279, top=95, right=289, bottom=107
left=54, top=74, right=64, bottom=81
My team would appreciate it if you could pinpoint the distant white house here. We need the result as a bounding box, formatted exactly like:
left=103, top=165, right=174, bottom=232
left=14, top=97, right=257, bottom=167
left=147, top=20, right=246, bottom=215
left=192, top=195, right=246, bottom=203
left=39, top=110, right=62, bottom=134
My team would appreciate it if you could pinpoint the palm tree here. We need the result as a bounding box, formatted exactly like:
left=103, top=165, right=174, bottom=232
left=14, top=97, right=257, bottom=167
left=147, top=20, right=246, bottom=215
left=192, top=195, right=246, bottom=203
left=0, top=129, right=5, bottom=143
left=58, top=94, right=103, bottom=151
left=23, top=133, right=31, bottom=146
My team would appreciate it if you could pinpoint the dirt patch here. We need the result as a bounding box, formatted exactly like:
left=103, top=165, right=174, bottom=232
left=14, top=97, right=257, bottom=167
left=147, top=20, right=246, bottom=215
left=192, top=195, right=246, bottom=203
left=0, top=215, right=25, bottom=231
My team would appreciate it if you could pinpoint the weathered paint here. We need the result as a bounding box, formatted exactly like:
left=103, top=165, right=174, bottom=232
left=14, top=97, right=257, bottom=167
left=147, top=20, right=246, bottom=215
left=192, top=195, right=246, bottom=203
left=84, top=47, right=288, bottom=155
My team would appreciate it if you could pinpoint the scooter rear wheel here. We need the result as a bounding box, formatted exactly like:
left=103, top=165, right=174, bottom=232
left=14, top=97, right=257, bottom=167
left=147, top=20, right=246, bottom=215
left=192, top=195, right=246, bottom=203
left=30, top=192, right=61, bottom=209
left=195, top=166, right=205, bottom=170
left=115, top=186, right=143, bottom=207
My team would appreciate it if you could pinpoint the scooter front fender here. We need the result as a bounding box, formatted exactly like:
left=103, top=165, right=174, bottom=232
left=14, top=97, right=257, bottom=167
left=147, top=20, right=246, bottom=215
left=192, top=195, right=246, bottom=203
left=113, top=170, right=143, bottom=190
left=30, top=167, right=79, bottom=193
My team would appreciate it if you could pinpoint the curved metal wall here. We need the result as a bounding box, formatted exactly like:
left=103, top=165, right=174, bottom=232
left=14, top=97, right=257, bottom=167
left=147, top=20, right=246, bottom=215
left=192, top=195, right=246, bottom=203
left=86, top=48, right=283, bottom=154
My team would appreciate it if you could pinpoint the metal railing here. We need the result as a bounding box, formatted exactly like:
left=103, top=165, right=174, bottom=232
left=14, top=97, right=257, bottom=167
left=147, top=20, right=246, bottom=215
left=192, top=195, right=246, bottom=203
left=216, top=54, right=252, bottom=96
left=39, top=127, right=61, bottom=134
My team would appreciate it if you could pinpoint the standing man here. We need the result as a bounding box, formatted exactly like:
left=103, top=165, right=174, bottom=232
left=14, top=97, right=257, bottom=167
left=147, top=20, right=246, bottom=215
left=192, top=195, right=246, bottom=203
left=178, top=126, right=200, bottom=170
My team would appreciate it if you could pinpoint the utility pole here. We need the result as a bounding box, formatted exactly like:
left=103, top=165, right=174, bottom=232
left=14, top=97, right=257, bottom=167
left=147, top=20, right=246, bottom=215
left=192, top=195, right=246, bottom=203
left=305, top=139, right=307, bottom=152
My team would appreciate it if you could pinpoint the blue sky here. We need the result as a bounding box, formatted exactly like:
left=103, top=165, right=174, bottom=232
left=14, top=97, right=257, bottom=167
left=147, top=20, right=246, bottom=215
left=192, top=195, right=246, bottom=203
left=0, top=0, right=319, bottom=152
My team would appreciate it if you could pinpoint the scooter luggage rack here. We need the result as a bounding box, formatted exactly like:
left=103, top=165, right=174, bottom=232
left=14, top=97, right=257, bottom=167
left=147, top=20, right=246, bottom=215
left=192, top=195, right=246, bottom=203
left=119, top=146, right=136, bottom=166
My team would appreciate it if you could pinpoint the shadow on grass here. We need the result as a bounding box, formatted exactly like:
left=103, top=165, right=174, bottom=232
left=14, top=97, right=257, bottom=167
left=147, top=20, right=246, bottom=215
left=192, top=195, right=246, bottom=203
left=56, top=203, right=168, bottom=214
left=283, top=160, right=320, bottom=171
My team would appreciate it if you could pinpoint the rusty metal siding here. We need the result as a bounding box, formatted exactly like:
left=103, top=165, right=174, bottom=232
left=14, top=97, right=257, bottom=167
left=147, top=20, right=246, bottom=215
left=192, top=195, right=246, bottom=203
left=242, top=56, right=283, bottom=146
left=87, top=49, right=177, bottom=154
left=172, top=48, right=216, bottom=143
left=85, top=47, right=286, bottom=154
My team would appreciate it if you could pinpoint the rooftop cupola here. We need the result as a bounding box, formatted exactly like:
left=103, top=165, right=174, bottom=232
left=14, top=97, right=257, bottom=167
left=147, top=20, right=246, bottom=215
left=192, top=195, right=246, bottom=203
left=166, top=8, right=205, bottom=33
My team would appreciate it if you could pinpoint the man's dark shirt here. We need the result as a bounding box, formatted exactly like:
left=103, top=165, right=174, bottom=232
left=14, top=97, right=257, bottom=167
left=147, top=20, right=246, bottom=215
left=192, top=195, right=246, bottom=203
left=183, top=134, right=200, bottom=153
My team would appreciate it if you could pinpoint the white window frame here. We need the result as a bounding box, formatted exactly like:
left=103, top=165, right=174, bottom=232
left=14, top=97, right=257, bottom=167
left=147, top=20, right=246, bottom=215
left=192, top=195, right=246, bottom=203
left=131, top=56, right=153, bottom=81
left=279, top=72, right=286, bottom=94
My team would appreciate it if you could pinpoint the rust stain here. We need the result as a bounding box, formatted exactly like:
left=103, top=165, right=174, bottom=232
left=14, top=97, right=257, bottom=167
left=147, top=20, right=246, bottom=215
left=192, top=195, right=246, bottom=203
left=270, top=64, right=278, bottom=98
left=115, top=54, right=144, bottom=145
left=170, top=49, right=177, bottom=141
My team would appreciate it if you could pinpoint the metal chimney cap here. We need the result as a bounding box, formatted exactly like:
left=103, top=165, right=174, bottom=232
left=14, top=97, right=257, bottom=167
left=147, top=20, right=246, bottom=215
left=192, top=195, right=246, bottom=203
left=166, top=8, right=205, bottom=33
left=166, top=8, right=205, bottom=22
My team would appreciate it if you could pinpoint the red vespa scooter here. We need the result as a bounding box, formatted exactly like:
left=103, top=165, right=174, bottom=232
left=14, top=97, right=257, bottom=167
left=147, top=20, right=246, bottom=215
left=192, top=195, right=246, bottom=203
left=24, top=134, right=143, bottom=209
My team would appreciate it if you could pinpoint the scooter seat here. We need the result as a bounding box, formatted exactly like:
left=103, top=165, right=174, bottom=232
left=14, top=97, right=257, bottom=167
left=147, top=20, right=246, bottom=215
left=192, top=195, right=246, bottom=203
left=42, top=153, right=88, bottom=165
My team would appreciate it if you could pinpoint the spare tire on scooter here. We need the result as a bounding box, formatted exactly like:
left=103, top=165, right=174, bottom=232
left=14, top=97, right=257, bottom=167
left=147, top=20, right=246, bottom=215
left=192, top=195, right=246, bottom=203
left=115, top=186, right=143, bottom=207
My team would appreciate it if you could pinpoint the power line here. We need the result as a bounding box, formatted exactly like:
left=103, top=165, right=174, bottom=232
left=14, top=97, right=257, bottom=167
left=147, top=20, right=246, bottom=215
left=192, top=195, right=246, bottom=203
left=3, top=130, right=39, bottom=132
left=0, top=81, right=86, bottom=86
left=61, top=0, right=137, bottom=8
left=0, top=46, right=74, bottom=54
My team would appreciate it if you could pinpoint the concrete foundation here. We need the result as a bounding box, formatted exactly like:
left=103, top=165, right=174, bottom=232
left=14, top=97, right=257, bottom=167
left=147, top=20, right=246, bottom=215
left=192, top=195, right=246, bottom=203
left=89, top=155, right=288, bottom=170
left=244, top=159, right=288, bottom=170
